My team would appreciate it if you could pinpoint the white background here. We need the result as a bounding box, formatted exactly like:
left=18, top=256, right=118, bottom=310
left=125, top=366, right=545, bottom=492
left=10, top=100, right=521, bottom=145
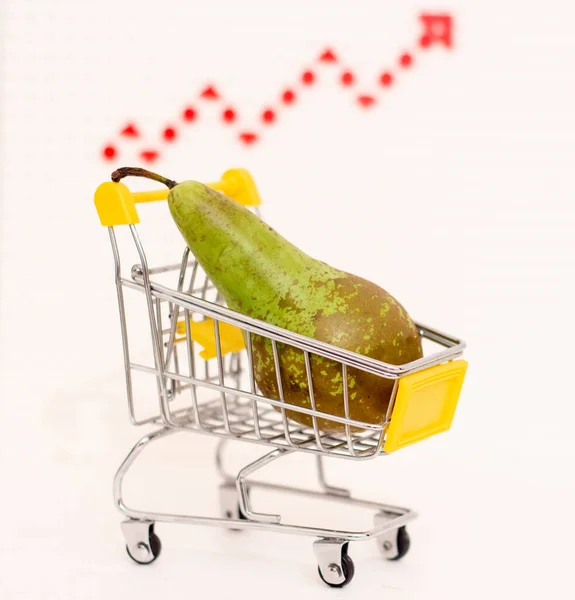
left=1, top=0, right=575, bottom=598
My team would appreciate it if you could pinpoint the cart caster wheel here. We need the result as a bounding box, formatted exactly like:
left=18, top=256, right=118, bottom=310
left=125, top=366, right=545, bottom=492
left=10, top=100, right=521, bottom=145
left=318, top=553, right=355, bottom=588
left=122, top=521, right=162, bottom=565
left=314, top=540, right=355, bottom=588
left=379, top=526, right=410, bottom=561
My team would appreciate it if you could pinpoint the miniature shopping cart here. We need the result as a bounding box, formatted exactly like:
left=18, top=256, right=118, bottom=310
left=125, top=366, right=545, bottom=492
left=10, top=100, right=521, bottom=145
left=94, top=167, right=468, bottom=588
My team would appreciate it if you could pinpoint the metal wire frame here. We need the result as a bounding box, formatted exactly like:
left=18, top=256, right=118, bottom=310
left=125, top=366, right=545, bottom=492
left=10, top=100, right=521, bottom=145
left=107, top=225, right=466, bottom=461
left=113, top=426, right=417, bottom=541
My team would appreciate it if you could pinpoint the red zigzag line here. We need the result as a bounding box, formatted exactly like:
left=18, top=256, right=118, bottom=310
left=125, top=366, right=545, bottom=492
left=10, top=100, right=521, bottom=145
left=101, top=15, right=453, bottom=163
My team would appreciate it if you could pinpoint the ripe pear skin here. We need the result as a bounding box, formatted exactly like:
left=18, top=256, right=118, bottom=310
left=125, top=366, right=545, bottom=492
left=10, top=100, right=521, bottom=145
left=168, top=181, right=423, bottom=433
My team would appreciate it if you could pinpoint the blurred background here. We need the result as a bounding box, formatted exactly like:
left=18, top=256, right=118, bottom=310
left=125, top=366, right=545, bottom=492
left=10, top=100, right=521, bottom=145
left=1, top=0, right=574, bottom=598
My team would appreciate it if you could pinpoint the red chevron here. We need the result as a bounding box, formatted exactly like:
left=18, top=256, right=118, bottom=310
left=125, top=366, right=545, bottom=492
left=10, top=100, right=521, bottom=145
left=319, top=48, right=338, bottom=62
left=200, top=85, right=219, bottom=99
left=140, top=150, right=159, bottom=162
left=357, top=95, right=376, bottom=108
left=120, top=123, right=139, bottom=137
left=101, top=13, right=453, bottom=163
left=239, top=132, right=258, bottom=145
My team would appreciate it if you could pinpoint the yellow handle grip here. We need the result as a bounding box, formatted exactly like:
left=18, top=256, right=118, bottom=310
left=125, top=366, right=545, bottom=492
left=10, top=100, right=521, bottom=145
left=94, top=168, right=261, bottom=227
left=132, top=189, right=170, bottom=203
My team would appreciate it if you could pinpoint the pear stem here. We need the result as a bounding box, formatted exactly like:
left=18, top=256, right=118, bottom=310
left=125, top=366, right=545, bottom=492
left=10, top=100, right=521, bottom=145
left=111, top=167, right=178, bottom=189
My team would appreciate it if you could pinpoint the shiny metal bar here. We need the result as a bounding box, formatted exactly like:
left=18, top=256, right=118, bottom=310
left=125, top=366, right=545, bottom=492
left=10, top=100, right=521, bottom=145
left=113, top=427, right=179, bottom=513
left=271, top=340, right=297, bottom=448
left=214, top=439, right=232, bottom=483
left=129, top=226, right=173, bottom=427
left=187, top=259, right=200, bottom=294
left=201, top=274, right=210, bottom=299
left=342, top=364, right=358, bottom=457
left=164, top=248, right=190, bottom=367
left=172, top=343, right=181, bottom=396
left=416, top=322, right=463, bottom=347
left=155, top=297, right=174, bottom=401
left=384, top=379, right=400, bottom=429
left=304, top=351, right=328, bottom=454
left=108, top=228, right=137, bottom=425
left=316, top=455, right=351, bottom=497
left=184, top=308, right=202, bottom=428
left=245, top=333, right=262, bottom=440
left=236, top=447, right=293, bottom=523
left=233, top=352, right=242, bottom=389
left=213, top=319, right=231, bottom=433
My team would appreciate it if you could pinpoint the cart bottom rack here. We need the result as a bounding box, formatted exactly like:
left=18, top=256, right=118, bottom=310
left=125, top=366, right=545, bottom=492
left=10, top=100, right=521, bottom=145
left=116, top=432, right=415, bottom=588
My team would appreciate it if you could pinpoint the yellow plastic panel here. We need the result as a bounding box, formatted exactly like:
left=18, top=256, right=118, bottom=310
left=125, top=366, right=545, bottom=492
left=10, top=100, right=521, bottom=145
left=94, top=181, right=140, bottom=226
left=176, top=318, right=246, bottom=360
left=383, top=359, right=468, bottom=453
left=208, top=168, right=261, bottom=207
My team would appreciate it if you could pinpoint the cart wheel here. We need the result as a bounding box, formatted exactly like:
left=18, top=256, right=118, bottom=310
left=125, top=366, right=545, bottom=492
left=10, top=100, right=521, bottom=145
left=317, top=546, right=355, bottom=588
left=380, top=526, right=410, bottom=561
left=125, top=525, right=162, bottom=565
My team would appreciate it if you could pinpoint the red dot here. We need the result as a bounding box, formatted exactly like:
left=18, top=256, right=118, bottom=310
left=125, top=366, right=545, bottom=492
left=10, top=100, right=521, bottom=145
left=103, top=145, right=116, bottom=159
left=399, top=53, right=413, bottom=68
left=379, top=72, right=393, bottom=87
left=419, top=35, right=431, bottom=48
left=340, top=71, right=355, bottom=86
left=222, top=108, right=236, bottom=123
left=183, top=107, right=196, bottom=121
left=262, top=109, right=276, bottom=124
left=282, top=89, right=295, bottom=104
left=301, top=70, right=315, bottom=85
left=163, top=126, right=177, bottom=141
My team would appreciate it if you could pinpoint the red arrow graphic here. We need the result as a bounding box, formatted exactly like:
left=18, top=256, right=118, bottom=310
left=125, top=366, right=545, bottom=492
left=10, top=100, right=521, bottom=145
left=101, top=13, right=453, bottom=163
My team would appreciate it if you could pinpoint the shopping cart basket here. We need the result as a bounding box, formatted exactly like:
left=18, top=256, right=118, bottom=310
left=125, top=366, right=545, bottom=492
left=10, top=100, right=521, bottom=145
left=94, top=167, right=468, bottom=588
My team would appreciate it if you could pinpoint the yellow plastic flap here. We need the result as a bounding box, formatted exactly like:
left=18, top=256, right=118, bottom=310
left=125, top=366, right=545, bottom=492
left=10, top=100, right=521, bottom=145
left=176, top=318, right=246, bottom=360
left=383, top=359, right=468, bottom=453
left=210, top=168, right=261, bottom=207
left=94, top=181, right=140, bottom=226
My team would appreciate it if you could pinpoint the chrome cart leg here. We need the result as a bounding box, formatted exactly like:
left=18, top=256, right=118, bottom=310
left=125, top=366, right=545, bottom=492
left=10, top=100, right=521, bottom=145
left=315, top=455, right=350, bottom=498
left=113, top=426, right=177, bottom=515
left=122, top=519, right=162, bottom=565
left=113, top=427, right=178, bottom=564
left=219, top=481, right=248, bottom=522
left=214, top=438, right=233, bottom=483
left=313, top=538, right=355, bottom=588
left=216, top=439, right=248, bottom=524
left=374, top=512, right=412, bottom=561
left=236, top=447, right=293, bottom=524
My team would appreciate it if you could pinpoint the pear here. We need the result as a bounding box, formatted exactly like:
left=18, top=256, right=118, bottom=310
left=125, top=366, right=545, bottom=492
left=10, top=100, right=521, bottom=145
left=166, top=181, right=423, bottom=433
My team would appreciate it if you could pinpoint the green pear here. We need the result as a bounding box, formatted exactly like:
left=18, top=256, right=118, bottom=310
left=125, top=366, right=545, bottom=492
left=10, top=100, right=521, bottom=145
left=167, top=181, right=423, bottom=433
